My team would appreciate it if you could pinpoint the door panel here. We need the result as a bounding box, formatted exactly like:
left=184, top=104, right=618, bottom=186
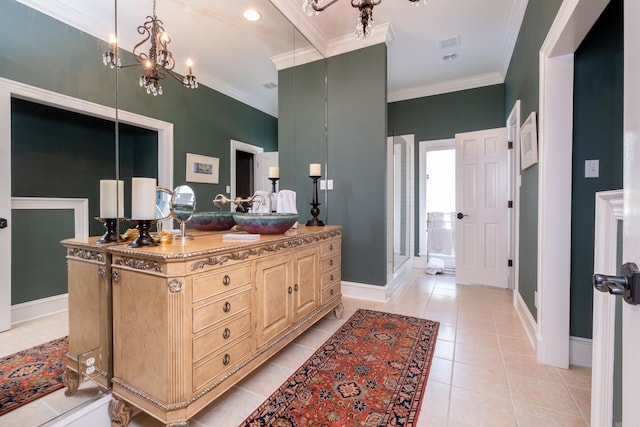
left=455, top=128, right=509, bottom=288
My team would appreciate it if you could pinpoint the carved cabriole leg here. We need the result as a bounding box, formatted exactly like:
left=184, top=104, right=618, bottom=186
left=334, top=302, right=344, bottom=319
left=109, top=396, right=133, bottom=427
left=62, top=367, right=79, bottom=396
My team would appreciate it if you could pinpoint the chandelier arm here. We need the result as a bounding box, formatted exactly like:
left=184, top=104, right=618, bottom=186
left=312, top=0, right=341, bottom=11
left=165, top=69, right=186, bottom=84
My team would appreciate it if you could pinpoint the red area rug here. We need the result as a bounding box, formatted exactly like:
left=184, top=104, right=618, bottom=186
left=0, top=336, right=68, bottom=416
left=241, top=309, right=439, bottom=426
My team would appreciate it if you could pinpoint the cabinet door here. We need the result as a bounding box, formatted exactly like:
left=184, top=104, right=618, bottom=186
left=255, top=255, right=292, bottom=346
left=293, top=246, right=319, bottom=321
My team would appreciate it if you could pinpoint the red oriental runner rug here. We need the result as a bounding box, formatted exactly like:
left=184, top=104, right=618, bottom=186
left=241, top=309, right=439, bottom=427
left=0, top=336, right=68, bottom=416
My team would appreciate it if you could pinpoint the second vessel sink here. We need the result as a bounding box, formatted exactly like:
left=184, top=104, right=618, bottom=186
left=232, top=213, right=298, bottom=235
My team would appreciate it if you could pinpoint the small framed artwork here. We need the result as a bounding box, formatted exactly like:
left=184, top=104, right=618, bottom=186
left=520, top=112, right=538, bottom=170
left=186, top=153, right=219, bottom=184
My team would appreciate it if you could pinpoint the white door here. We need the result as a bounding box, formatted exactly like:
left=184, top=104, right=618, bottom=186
left=622, top=0, right=640, bottom=422
left=455, top=128, right=509, bottom=288
left=254, top=152, right=279, bottom=193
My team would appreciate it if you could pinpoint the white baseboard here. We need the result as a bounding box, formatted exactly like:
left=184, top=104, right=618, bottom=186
left=341, top=265, right=415, bottom=303
left=514, top=291, right=537, bottom=353
left=11, top=293, right=68, bottom=325
left=569, top=336, right=592, bottom=367
left=414, top=256, right=427, bottom=269
left=42, top=393, right=112, bottom=427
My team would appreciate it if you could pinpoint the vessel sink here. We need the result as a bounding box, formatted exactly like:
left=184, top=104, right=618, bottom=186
left=189, top=211, right=236, bottom=231
left=232, top=213, right=298, bottom=235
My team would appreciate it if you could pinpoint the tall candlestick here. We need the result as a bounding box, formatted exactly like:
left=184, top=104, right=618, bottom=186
left=100, top=179, right=124, bottom=218
left=309, top=163, right=321, bottom=177
left=268, top=166, right=279, bottom=179
left=131, top=177, right=157, bottom=220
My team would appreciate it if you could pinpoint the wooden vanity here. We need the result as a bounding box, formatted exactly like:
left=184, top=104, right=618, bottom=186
left=68, top=225, right=342, bottom=426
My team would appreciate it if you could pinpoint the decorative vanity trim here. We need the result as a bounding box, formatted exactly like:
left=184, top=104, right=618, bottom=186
left=168, top=279, right=183, bottom=293
left=68, top=248, right=104, bottom=263
left=113, top=256, right=164, bottom=272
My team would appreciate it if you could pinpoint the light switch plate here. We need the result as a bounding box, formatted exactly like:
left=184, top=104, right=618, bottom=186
left=327, top=179, right=333, bottom=190
left=585, top=159, right=599, bottom=178
left=320, top=180, right=326, bottom=190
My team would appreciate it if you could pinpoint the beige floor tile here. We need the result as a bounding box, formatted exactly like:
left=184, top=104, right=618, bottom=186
left=513, top=402, right=588, bottom=427
left=503, top=352, right=563, bottom=383
left=267, top=342, right=317, bottom=370
left=191, top=386, right=266, bottom=427
left=453, top=342, right=503, bottom=368
left=456, top=316, right=497, bottom=333
left=427, top=356, right=453, bottom=384
left=509, top=373, right=581, bottom=415
left=419, top=379, right=450, bottom=423
left=0, top=399, right=59, bottom=427
left=498, top=334, right=536, bottom=356
left=448, top=386, right=516, bottom=426
left=234, top=361, right=293, bottom=397
left=455, top=328, right=500, bottom=350
left=568, top=386, right=591, bottom=423
left=558, top=364, right=592, bottom=389
left=451, top=361, right=511, bottom=398
left=434, top=339, right=455, bottom=360
left=436, top=325, right=456, bottom=342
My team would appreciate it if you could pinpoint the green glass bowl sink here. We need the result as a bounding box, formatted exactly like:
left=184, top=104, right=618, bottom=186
left=189, top=211, right=236, bottom=231
left=232, top=213, right=298, bottom=235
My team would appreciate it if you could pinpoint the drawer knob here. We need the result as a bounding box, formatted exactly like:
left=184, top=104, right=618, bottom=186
left=98, top=267, right=106, bottom=279
left=223, top=354, right=231, bottom=366
left=223, top=301, right=231, bottom=313
left=288, top=286, right=293, bottom=294
left=329, top=244, right=334, bottom=251
left=330, top=274, right=334, bottom=281
left=329, top=259, right=334, bottom=266
left=330, top=289, right=334, bottom=296
left=223, top=275, right=231, bottom=286
left=223, top=328, right=231, bottom=339
left=294, top=283, right=299, bottom=292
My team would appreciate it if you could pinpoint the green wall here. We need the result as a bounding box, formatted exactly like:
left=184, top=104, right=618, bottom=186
left=2, top=1, right=277, bottom=303
left=504, top=0, right=563, bottom=319
left=388, top=84, right=506, bottom=256
left=570, top=0, right=623, bottom=339
left=327, top=45, right=388, bottom=286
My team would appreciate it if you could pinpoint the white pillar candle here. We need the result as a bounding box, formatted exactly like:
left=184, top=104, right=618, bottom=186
left=131, top=177, right=157, bottom=220
left=309, top=163, right=321, bottom=177
left=269, top=166, right=279, bottom=179
left=100, top=179, right=124, bottom=218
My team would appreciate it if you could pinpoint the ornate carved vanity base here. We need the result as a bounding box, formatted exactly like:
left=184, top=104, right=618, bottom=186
left=106, top=226, right=342, bottom=427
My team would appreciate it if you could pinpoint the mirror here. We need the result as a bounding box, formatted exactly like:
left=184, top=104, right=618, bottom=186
left=156, top=187, right=173, bottom=221
left=171, top=184, right=196, bottom=241
left=1, top=1, right=327, bottom=425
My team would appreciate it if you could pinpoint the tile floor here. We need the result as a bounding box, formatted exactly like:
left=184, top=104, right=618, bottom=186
left=0, top=269, right=592, bottom=426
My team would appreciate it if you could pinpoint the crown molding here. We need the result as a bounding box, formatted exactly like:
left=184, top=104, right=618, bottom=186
left=388, top=72, right=504, bottom=103
left=326, top=23, right=394, bottom=58
left=271, top=46, right=325, bottom=71
left=269, top=0, right=330, bottom=56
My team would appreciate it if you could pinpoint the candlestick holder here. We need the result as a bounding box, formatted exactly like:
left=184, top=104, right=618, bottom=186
left=306, top=175, right=325, bottom=227
left=96, top=217, right=122, bottom=244
left=128, top=219, right=158, bottom=248
left=269, top=177, right=279, bottom=193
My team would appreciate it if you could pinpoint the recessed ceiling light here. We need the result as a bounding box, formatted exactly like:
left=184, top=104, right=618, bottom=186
left=443, top=53, right=458, bottom=61
left=243, top=9, right=261, bottom=22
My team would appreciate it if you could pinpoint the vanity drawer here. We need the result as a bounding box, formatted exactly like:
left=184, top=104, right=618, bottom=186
left=193, top=312, right=252, bottom=363
left=193, top=335, right=252, bottom=392
left=321, top=253, right=340, bottom=273
left=192, top=264, right=252, bottom=303
left=193, top=288, right=252, bottom=333
left=321, top=269, right=341, bottom=289
left=320, top=239, right=341, bottom=258
left=321, top=282, right=341, bottom=304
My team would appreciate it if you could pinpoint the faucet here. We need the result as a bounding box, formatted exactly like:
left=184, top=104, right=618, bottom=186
left=213, top=193, right=265, bottom=212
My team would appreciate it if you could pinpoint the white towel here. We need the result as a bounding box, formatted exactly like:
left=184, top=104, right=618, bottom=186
left=276, top=190, right=297, bottom=214
left=252, top=190, right=271, bottom=213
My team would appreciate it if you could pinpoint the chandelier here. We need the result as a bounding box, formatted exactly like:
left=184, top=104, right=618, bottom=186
left=303, top=0, right=426, bottom=40
left=102, top=0, right=197, bottom=96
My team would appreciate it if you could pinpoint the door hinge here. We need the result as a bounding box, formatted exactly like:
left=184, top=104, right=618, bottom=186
left=508, top=140, right=514, bottom=150
left=508, top=259, right=513, bottom=267
left=508, top=200, right=513, bottom=208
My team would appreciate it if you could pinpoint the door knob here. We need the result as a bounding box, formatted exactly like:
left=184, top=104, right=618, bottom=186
left=593, top=262, right=640, bottom=305
left=456, top=212, right=468, bottom=220
left=0, top=218, right=6, bottom=229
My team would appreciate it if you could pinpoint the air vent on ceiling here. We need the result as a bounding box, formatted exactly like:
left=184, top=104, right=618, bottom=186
left=440, top=36, right=460, bottom=49
left=262, top=82, right=278, bottom=89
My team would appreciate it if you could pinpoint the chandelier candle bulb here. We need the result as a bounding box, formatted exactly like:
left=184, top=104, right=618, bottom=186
left=269, top=166, right=279, bottom=179
left=131, top=177, right=157, bottom=220
left=309, top=163, right=321, bottom=177
left=99, top=179, right=124, bottom=218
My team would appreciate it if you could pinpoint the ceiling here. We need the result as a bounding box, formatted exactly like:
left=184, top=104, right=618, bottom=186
left=16, top=0, right=527, bottom=117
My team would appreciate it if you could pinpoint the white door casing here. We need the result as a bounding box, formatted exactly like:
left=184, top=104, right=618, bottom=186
left=455, top=127, right=509, bottom=288
left=623, top=0, right=640, bottom=422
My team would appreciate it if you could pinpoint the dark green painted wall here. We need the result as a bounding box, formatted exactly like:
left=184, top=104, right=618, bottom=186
left=327, top=45, right=388, bottom=286
left=570, top=0, right=623, bottom=339
left=388, top=84, right=506, bottom=256
left=504, top=0, right=563, bottom=319
left=3, top=1, right=277, bottom=303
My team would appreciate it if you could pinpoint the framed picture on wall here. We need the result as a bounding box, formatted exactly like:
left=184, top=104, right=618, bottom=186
left=520, top=112, right=538, bottom=170
left=186, top=153, right=219, bottom=184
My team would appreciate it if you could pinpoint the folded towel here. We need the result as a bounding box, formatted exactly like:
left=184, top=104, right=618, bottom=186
left=277, top=190, right=297, bottom=214
left=252, top=190, right=271, bottom=213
